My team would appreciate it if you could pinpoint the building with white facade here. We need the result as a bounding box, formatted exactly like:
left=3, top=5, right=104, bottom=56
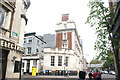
left=43, top=14, right=84, bottom=75
left=0, top=0, right=30, bottom=79
left=22, top=32, right=46, bottom=74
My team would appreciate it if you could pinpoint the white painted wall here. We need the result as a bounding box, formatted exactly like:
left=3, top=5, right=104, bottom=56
left=43, top=48, right=82, bottom=72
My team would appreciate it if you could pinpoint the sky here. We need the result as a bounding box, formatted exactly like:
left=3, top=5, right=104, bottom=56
left=25, top=0, right=108, bottom=63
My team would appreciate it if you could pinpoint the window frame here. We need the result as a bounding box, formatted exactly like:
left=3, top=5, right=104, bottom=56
left=65, top=57, right=68, bottom=66
left=63, top=32, right=67, bottom=40
left=14, top=61, right=21, bottom=73
left=0, top=7, right=8, bottom=27
left=51, top=56, right=55, bottom=66
left=58, top=56, right=62, bottom=66
left=28, top=37, right=32, bottom=43
left=27, top=47, right=31, bottom=54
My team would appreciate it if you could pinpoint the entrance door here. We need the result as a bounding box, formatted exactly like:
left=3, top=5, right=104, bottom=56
left=0, top=49, right=9, bottom=80
left=26, top=60, right=30, bottom=73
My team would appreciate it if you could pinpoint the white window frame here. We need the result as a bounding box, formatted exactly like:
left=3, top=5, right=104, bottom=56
left=58, top=56, right=62, bottom=66
left=65, top=57, right=68, bottom=66
left=62, top=43, right=68, bottom=49
left=62, top=32, right=67, bottom=40
left=51, top=56, right=55, bottom=66
left=64, top=24, right=67, bottom=29
left=27, top=47, right=31, bottom=54
left=0, top=7, right=7, bottom=27
left=28, top=37, right=32, bottom=43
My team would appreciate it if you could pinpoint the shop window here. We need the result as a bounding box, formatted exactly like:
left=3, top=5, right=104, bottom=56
left=14, top=61, right=20, bottom=73
left=22, top=62, right=24, bottom=68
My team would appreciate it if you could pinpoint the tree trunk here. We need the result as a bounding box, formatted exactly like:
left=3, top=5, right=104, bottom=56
left=112, top=40, right=120, bottom=80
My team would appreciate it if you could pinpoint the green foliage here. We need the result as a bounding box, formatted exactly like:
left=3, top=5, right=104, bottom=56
left=86, top=0, right=116, bottom=59
left=90, top=58, right=102, bottom=64
left=103, top=51, right=114, bottom=69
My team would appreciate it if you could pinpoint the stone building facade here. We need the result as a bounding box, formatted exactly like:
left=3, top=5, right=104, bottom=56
left=0, top=0, right=30, bottom=79
left=43, top=14, right=84, bottom=75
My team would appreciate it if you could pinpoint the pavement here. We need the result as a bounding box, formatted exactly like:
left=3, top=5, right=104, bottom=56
left=21, top=73, right=116, bottom=80
left=21, top=74, right=84, bottom=78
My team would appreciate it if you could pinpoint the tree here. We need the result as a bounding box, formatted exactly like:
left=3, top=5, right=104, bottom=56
left=90, top=58, right=102, bottom=64
left=103, top=52, right=114, bottom=70
left=86, top=0, right=120, bottom=80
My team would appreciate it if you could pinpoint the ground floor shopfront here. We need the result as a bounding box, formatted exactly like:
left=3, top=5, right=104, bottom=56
left=0, top=48, right=22, bottom=79
left=0, top=39, right=24, bottom=79
left=22, top=56, right=43, bottom=75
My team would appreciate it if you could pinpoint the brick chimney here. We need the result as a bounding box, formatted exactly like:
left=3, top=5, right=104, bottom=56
left=61, top=14, right=69, bottom=21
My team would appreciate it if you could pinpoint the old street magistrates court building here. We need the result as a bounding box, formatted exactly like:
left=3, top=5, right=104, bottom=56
left=0, top=0, right=30, bottom=79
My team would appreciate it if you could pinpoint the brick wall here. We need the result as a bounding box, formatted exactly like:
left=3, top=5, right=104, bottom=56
left=56, top=33, right=62, bottom=48
left=67, top=32, right=72, bottom=49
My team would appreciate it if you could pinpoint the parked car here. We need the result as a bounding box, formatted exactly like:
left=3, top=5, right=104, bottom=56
left=109, top=71, right=115, bottom=75
left=103, top=71, right=109, bottom=74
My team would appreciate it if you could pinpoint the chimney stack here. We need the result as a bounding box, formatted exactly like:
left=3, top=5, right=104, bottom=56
left=61, top=14, right=69, bottom=21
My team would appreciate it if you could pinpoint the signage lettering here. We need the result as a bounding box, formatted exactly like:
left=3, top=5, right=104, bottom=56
left=0, top=39, right=24, bottom=52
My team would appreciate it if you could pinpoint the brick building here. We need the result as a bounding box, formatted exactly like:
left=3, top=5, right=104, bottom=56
left=43, top=14, right=85, bottom=75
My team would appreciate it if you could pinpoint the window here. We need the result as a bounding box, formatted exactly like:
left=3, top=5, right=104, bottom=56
left=27, top=47, right=31, bottom=54
left=62, top=43, right=68, bottom=49
left=64, top=24, right=67, bottom=29
left=37, top=40, right=40, bottom=45
left=22, top=62, right=24, bottom=68
left=14, top=61, right=20, bottom=73
left=65, top=57, right=68, bottom=66
left=28, top=37, right=32, bottom=43
left=58, top=56, right=62, bottom=66
left=36, top=49, right=39, bottom=52
left=51, top=56, right=55, bottom=66
left=33, top=60, right=37, bottom=67
left=24, top=38, right=26, bottom=43
left=0, top=7, right=7, bottom=27
left=63, top=33, right=67, bottom=40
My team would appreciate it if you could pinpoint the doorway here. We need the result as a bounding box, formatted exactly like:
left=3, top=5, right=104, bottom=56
left=0, top=49, right=9, bottom=80
left=26, top=60, right=30, bottom=73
